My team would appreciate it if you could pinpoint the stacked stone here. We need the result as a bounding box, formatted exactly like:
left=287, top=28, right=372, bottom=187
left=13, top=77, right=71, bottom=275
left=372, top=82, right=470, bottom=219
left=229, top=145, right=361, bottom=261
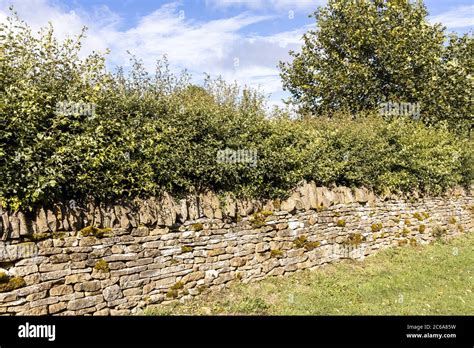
left=0, top=183, right=472, bottom=315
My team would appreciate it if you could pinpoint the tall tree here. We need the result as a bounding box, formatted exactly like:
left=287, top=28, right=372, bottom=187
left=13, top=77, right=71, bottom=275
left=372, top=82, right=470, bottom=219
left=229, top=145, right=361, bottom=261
left=279, top=0, right=473, bottom=133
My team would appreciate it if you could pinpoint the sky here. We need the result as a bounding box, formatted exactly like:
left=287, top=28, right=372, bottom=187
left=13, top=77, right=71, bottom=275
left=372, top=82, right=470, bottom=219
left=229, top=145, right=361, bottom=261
left=0, top=0, right=472, bottom=108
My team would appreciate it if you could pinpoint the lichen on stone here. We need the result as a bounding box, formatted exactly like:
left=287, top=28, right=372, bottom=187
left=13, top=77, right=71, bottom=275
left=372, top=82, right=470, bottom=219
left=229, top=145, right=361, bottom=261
left=94, top=259, right=110, bottom=272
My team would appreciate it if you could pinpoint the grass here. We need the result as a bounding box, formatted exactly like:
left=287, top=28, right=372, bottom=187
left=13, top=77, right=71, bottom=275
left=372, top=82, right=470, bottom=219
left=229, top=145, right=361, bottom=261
left=143, top=234, right=474, bottom=315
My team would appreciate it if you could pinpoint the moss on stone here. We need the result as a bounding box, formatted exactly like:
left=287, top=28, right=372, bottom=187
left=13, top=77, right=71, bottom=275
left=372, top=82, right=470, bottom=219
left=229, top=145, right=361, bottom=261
left=413, top=212, right=424, bottom=221
left=171, top=281, right=184, bottom=290
left=398, top=239, right=408, bottom=246
left=0, top=271, right=9, bottom=283
left=371, top=223, right=382, bottom=232
left=166, top=289, right=178, bottom=298
left=344, top=233, right=364, bottom=246
left=192, top=223, right=203, bottom=231
left=432, top=226, right=447, bottom=239
left=94, top=259, right=110, bottom=272
left=25, top=233, right=50, bottom=242
left=293, top=236, right=308, bottom=249
left=181, top=245, right=194, bottom=253
left=80, top=225, right=111, bottom=238
left=418, top=225, right=426, bottom=233
left=250, top=212, right=267, bottom=228
left=304, top=241, right=321, bottom=251
left=336, top=219, right=346, bottom=227
left=0, top=276, right=26, bottom=293
left=467, top=205, right=474, bottom=214
left=293, top=235, right=320, bottom=250
left=316, top=203, right=326, bottom=212
left=52, top=231, right=68, bottom=239
left=270, top=249, right=284, bottom=258
left=404, top=219, right=411, bottom=226
left=448, top=216, right=457, bottom=225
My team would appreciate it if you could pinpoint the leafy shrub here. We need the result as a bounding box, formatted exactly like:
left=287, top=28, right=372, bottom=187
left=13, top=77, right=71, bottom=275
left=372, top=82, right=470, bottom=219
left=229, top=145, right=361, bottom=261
left=0, top=12, right=472, bottom=211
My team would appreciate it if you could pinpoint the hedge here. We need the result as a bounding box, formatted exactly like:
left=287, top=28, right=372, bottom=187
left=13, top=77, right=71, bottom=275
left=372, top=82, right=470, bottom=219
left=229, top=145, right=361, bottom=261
left=0, top=13, right=472, bottom=210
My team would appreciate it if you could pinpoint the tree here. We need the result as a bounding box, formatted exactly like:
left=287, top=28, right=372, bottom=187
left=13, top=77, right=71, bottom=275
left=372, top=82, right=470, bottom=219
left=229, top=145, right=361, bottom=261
left=279, top=0, right=473, bottom=133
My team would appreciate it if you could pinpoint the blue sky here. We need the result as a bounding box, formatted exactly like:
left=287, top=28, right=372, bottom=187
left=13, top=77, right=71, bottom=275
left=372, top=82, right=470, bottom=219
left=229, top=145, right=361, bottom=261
left=1, top=0, right=472, bottom=107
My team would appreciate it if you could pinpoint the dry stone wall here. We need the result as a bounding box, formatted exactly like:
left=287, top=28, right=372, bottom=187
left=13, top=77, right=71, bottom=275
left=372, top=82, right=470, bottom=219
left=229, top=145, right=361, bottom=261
left=0, top=183, right=473, bottom=315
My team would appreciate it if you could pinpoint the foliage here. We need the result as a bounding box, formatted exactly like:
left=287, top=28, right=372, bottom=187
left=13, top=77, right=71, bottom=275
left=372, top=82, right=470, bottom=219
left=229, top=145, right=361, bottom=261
left=279, top=0, right=473, bottom=134
left=0, top=11, right=472, bottom=211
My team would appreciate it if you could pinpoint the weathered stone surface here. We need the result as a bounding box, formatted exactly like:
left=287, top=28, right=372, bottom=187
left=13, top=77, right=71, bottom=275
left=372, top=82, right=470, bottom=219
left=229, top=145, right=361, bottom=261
left=103, top=284, right=122, bottom=302
left=316, top=187, right=331, bottom=208
left=65, top=273, right=91, bottom=284
left=49, top=285, right=73, bottom=296
left=68, top=295, right=104, bottom=310
left=74, top=281, right=101, bottom=292
left=255, top=242, right=270, bottom=253
left=182, top=271, right=205, bottom=283
left=207, top=248, right=225, bottom=257
left=223, top=194, right=237, bottom=218
left=0, top=188, right=471, bottom=316
left=49, top=302, right=67, bottom=314
left=13, top=264, right=38, bottom=276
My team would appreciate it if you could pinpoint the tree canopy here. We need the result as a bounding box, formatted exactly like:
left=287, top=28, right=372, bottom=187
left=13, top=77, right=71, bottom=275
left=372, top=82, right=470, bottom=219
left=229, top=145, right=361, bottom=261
left=279, top=0, right=473, bottom=134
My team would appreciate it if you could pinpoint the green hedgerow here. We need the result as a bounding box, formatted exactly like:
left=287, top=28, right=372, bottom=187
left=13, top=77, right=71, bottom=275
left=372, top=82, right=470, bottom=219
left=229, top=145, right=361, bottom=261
left=0, top=10, right=471, bottom=212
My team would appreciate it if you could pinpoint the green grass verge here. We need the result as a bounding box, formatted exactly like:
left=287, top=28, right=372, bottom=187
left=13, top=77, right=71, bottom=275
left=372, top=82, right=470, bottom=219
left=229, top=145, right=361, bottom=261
left=143, top=234, right=474, bottom=315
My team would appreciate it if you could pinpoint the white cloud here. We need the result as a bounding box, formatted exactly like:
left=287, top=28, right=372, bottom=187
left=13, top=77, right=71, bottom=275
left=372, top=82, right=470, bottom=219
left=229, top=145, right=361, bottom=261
left=0, top=0, right=307, bottom=106
left=248, top=25, right=310, bottom=47
left=429, top=5, right=474, bottom=29
left=206, top=0, right=325, bottom=12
